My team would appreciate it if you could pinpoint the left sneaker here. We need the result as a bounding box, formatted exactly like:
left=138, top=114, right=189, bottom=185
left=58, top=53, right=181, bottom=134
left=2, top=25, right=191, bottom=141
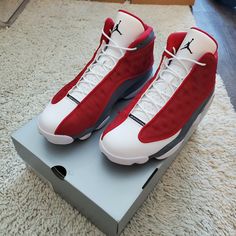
left=100, top=27, right=218, bottom=165
left=38, top=10, right=155, bottom=145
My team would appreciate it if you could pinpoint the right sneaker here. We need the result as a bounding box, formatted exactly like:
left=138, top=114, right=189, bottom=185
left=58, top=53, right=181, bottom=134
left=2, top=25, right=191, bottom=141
left=38, top=10, right=155, bottom=145
left=100, top=27, right=218, bottom=165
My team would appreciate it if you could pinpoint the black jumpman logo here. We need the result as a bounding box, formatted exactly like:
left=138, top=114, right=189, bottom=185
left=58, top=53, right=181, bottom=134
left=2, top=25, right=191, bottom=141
left=111, top=20, right=122, bottom=35
left=180, top=38, right=194, bottom=54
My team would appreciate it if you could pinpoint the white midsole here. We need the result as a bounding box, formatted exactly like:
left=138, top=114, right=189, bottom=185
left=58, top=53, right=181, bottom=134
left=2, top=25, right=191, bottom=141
left=38, top=124, right=74, bottom=145
left=99, top=139, right=149, bottom=165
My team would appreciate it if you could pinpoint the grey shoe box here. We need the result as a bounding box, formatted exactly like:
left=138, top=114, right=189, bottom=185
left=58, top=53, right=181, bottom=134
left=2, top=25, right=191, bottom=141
left=11, top=113, right=183, bottom=236
left=12, top=63, right=204, bottom=236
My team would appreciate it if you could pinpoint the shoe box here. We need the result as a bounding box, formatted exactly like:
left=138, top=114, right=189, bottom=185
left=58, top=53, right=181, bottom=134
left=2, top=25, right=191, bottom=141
left=11, top=69, right=201, bottom=236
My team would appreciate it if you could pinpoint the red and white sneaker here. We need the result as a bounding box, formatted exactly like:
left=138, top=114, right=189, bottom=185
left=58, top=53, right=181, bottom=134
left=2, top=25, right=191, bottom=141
left=100, top=27, right=218, bottom=165
left=38, top=10, right=155, bottom=144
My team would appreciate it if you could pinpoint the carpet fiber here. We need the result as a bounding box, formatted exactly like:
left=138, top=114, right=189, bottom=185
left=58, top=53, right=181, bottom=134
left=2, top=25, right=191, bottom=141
left=0, top=0, right=235, bottom=235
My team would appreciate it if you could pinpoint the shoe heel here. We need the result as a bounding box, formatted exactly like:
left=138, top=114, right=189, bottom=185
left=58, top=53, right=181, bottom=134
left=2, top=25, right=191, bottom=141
left=123, top=68, right=153, bottom=100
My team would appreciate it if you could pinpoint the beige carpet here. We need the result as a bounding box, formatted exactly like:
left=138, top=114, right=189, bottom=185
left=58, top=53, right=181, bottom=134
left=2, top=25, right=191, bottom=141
left=0, top=0, right=235, bottom=235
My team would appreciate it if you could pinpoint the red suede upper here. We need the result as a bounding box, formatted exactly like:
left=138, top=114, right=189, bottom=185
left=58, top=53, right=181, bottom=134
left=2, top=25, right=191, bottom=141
left=54, top=23, right=155, bottom=136
left=102, top=30, right=218, bottom=143
left=51, top=18, right=114, bottom=104
left=139, top=52, right=217, bottom=143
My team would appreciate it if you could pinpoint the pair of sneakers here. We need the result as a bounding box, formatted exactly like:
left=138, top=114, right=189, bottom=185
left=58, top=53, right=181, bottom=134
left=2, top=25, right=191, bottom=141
left=38, top=10, right=218, bottom=165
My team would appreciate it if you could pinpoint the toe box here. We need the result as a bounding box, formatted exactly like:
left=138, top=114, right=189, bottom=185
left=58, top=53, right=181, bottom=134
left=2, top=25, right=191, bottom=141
left=38, top=97, right=77, bottom=135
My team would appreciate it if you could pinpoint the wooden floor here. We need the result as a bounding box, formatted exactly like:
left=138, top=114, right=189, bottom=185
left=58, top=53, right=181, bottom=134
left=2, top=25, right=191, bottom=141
left=192, top=0, right=236, bottom=110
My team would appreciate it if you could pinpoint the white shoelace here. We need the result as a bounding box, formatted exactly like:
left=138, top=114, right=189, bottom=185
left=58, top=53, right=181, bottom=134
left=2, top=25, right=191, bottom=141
left=132, top=47, right=206, bottom=122
left=68, top=30, right=137, bottom=100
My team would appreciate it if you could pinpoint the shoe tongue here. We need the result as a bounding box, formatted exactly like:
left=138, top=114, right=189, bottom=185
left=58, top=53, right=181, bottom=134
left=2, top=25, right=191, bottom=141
left=173, top=27, right=217, bottom=72
left=109, top=10, right=145, bottom=48
left=69, top=11, right=145, bottom=103
left=100, top=10, right=144, bottom=65
left=161, top=28, right=217, bottom=87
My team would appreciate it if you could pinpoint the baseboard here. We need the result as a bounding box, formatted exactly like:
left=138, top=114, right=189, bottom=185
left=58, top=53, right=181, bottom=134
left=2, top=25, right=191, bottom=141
left=131, top=0, right=195, bottom=5
left=92, top=0, right=195, bottom=4
left=91, top=0, right=125, bottom=3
